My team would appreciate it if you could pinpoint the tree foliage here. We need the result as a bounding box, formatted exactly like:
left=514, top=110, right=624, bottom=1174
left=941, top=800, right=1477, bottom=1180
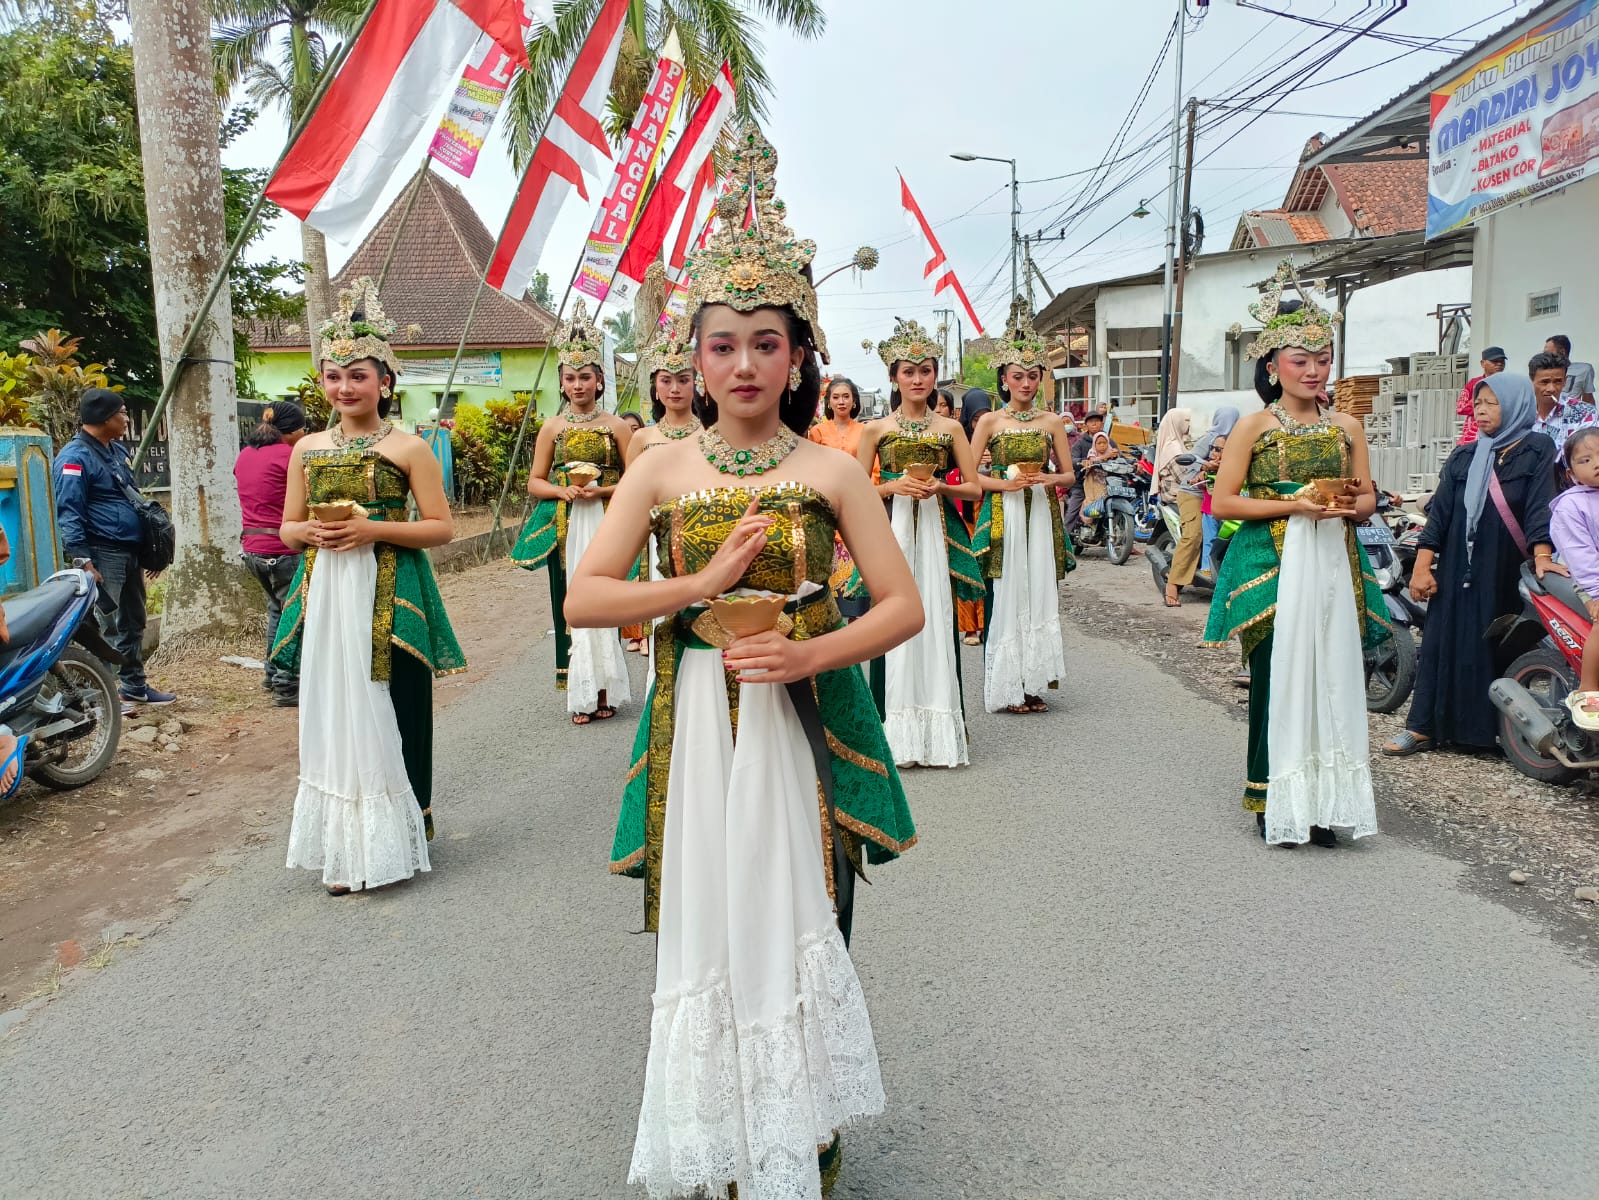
left=0, top=7, right=301, bottom=401
left=16, top=329, right=121, bottom=449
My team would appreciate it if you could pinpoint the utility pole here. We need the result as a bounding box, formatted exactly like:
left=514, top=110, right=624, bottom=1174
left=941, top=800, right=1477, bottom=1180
left=1157, top=1, right=1189, bottom=418
left=1009, top=158, right=1021, bottom=304
left=1169, top=97, right=1200, bottom=401
left=1022, top=236, right=1036, bottom=309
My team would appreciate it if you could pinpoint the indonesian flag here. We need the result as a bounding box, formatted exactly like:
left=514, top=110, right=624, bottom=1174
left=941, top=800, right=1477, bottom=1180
left=485, top=0, right=629, bottom=297
left=900, top=172, right=986, bottom=336
left=660, top=163, right=729, bottom=325
left=265, top=0, right=530, bottom=245
left=611, top=62, right=737, bottom=301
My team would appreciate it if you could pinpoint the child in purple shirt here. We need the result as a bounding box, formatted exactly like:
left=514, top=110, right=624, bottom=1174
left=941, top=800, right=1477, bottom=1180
left=1550, top=426, right=1599, bottom=727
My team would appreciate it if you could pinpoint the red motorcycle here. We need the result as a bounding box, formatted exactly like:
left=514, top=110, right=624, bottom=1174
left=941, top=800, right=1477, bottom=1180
left=1489, top=562, right=1597, bottom=783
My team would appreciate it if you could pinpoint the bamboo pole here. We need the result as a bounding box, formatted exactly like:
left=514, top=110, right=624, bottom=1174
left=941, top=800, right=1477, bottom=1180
left=132, top=0, right=383, bottom=473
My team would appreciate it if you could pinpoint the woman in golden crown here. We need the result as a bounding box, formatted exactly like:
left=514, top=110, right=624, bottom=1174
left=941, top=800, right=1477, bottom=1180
left=969, top=299, right=1076, bottom=714
left=565, top=133, right=920, bottom=1200
left=856, top=319, right=982, bottom=767
left=1203, top=263, right=1386, bottom=847
left=625, top=317, right=702, bottom=462
left=271, top=279, right=465, bottom=893
left=512, top=299, right=634, bottom=724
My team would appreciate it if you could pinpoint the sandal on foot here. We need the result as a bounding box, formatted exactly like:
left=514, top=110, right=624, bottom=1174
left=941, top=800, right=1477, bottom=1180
left=594, top=706, right=617, bottom=720
left=572, top=712, right=593, bottom=726
left=1565, top=691, right=1599, bottom=732
left=326, top=884, right=353, bottom=896
left=1026, top=696, right=1049, bottom=713
left=1164, top=591, right=1182, bottom=608
left=1309, top=825, right=1339, bottom=848
left=1004, top=704, right=1031, bottom=715
left=1382, top=730, right=1434, bottom=756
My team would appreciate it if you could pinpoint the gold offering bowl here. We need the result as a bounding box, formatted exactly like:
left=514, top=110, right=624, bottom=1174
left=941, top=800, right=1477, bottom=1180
left=905, top=462, right=936, bottom=481
left=1311, top=477, right=1359, bottom=503
left=708, top=593, right=789, bottom=639
left=309, top=501, right=367, bottom=523
left=566, top=463, right=603, bottom=487
left=1014, top=461, right=1044, bottom=479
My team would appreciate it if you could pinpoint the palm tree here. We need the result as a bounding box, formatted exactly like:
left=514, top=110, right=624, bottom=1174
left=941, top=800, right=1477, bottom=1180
left=503, top=0, right=826, bottom=172
left=604, top=311, right=636, bottom=352
left=212, top=0, right=367, bottom=361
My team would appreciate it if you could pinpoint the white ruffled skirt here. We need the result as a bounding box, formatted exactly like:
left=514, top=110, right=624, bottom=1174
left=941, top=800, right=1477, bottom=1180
left=984, top=485, right=1065, bottom=712
left=566, top=495, right=632, bottom=715
left=285, top=545, right=429, bottom=890
left=1265, top=514, right=1379, bottom=844
left=883, top=494, right=967, bottom=766
left=629, top=649, right=885, bottom=1200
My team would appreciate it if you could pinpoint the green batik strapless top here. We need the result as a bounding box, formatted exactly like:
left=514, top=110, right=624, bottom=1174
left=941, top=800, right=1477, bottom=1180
left=301, top=447, right=412, bottom=519
left=650, top=483, right=837, bottom=594
left=878, top=431, right=954, bottom=477
left=986, top=428, right=1050, bottom=468
left=1245, top=425, right=1352, bottom=496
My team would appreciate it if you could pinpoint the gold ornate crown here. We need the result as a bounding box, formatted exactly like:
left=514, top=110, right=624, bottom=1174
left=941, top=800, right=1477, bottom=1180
left=641, top=317, right=693, bottom=378
left=989, top=297, right=1053, bottom=371
left=683, top=129, right=828, bottom=361
left=320, top=277, right=402, bottom=375
left=1247, top=260, right=1340, bottom=359
left=873, top=317, right=941, bottom=369
left=552, top=298, right=605, bottom=371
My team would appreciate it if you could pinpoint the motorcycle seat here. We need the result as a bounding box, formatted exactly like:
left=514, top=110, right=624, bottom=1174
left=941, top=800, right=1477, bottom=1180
left=1538, top=569, right=1590, bottom=620
left=0, top=576, right=81, bottom=665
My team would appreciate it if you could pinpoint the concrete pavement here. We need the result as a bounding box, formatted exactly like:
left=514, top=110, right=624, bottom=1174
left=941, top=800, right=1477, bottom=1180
left=3, top=562, right=1596, bottom=1199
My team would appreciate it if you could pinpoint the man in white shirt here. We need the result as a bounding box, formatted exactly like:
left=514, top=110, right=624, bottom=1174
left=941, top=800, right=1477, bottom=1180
left=1546, top=334, right=1596, bottom=404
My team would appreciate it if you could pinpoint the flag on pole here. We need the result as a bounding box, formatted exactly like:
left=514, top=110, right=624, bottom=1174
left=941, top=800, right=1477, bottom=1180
left=574, top=37, right=689, bottom=303
left=900, top=172, right=986, bottom=336
left=485, top=0, right=629, bottom=298
left=428, top=3, right=547, bottom=178
left=610, top=62, right=737, bottom=303
left=266, top=0, right=530, bottom=244
left=660, top=162, right=727, bottom=324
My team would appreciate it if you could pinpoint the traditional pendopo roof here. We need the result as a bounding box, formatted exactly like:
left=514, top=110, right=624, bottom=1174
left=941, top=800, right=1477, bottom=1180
left=247, top=168, right=554, bottom=351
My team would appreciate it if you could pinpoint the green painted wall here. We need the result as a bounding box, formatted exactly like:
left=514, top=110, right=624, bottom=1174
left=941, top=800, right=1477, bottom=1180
left=248, top=346, right=573, bottom=427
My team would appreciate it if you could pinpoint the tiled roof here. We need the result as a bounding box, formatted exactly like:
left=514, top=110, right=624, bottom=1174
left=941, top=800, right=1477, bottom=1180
left=1321, top=147, right=1427, bottom=237
left=1231, top=210, right=1331, bottom=249
left=247, top=169, right=554, bottom=350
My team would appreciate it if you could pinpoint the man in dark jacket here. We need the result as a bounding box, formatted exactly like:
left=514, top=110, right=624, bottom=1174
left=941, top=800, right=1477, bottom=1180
left=54, top=388, right=175, bottom=707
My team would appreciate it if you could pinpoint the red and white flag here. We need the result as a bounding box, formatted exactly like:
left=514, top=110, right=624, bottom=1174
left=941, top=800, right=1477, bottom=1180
left=660, top=162, right=728, bottom=325
left=900, top=172, right=986, bottom=336
left=266, top=0, right=530, bottom=244
left=486, top=0, right=629, bottom=297
left=610, top=62, right=737, bottom=303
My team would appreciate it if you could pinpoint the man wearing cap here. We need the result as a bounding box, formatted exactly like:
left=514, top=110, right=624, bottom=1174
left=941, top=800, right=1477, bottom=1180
left=234, top=401, right=306, bottom=706
left=1456, top=346, right=1507, bottom=445
left=54, top=388, right=176, bottom=708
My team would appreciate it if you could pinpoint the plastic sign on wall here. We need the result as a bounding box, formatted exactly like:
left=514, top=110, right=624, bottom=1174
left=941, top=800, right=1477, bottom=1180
left=1428, top=0, right=1599, bottom=238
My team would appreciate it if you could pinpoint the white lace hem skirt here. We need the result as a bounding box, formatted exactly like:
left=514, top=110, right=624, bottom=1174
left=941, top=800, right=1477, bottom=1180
left=285, top=543, right=431, bottom=890
left=629, top=648, right=885, bottom=1200
left=984, top=485, right=1065, bottom=712
left=566, top=495, right=632, bottom=715
left=883, top=494, right=968, bottom=767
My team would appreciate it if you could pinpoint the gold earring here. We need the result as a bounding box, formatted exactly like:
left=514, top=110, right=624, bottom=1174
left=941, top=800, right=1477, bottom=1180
left=381, top=386, right=392, bottom=398
left=695, top=372, right=705, bottom=392
left=1267, top=371, right=1278, bottom=387
left=789, top=364, right=803, bottom=391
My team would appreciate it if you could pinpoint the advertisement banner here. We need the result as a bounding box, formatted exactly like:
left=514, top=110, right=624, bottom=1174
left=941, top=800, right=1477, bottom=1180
left=1428, top=0, right=1599, bottom=238
left=395, top=353, right=503, bottom=389
left=573, top=55, right=687, bottom=303
left=429, top=2, right=544, bottom=179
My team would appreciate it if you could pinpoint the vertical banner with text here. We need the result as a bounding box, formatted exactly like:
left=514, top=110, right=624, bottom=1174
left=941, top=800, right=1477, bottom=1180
left=429, top=3, right=543, bottom=178
left=573, top=54, right=687, bottom=302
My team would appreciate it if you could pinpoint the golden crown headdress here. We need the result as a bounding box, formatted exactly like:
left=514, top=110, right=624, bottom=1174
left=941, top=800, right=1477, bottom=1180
left=872, top=317, right=941, bottom=369
left=989, top=297, right=1053, bottom=371
left=552, top=298, right=605, bottom=371
left=683, top=129, right=828, bottom=361
left=1247, top=260, right=1340, bottom=359
left=641, top=317, right=693, bottom=378
left=320, top=277, right=402, bottom=375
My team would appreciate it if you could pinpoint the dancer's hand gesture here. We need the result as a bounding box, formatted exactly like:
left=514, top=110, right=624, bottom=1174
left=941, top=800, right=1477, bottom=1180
left=723, top=631, right=815, bottom=685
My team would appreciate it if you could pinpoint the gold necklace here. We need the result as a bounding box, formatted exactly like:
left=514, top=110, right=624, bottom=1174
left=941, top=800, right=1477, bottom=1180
left=895, top=410, right=932, bottom=436
left=331, top=419, right=394, bottom=451
left=1004, top=404, right=1043, bottom=422
left=659, top=416, right=702, bottom=441
left=699, top=423, right=799, bottom=478
left=566, top=406, right=601, bottom=424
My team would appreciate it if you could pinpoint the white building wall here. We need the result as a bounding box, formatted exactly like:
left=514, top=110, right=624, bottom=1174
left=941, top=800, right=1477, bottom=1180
left=1469, top=175, right=1599, bottom=372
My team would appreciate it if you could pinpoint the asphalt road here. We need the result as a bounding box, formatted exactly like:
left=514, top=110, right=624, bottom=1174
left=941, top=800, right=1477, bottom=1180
left=3, top=560, right=1597, bottom=1199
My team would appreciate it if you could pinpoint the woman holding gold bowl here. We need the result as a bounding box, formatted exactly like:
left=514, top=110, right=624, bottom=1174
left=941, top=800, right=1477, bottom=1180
left=969, top=298, right=1076, bottom=715
left=857, top=318, right=983, bottom=767
left=512, top=299, right=634, bottom=725
left=1202, top=262, right=1386, bottom=848
left=272, top=279, right=464, bottom=894
left=565, top=134, right=918, bottom=1200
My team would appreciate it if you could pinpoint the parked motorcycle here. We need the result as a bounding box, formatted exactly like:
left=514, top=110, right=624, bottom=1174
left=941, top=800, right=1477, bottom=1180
left=1359, top=504, right=1420, bottom=713
left=0, top=566, right=124, bottom=794
left=1489, top=562, right=1596, bottom=784
left=1072, top=456, right=1141, bottom=566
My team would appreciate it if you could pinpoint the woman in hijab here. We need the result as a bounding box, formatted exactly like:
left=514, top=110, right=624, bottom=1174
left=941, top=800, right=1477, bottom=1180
left=1385, top=374, right=1563, bottom=755
left=1194, top=406, right=1241, bottom=572
left=1151, top=407, right=1198, bottom=606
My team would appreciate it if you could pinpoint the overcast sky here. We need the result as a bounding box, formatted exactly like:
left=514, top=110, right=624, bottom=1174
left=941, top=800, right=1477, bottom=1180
left=223, top=0, right=1534, bottom=390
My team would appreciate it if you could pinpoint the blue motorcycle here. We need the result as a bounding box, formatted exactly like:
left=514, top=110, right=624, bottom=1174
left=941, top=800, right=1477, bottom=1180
left=0, top=565, right=124, bottom=795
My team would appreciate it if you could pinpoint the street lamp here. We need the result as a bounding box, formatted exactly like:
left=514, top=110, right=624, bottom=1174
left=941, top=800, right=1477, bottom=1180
left=951, top=152, right=1019, bottom=305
